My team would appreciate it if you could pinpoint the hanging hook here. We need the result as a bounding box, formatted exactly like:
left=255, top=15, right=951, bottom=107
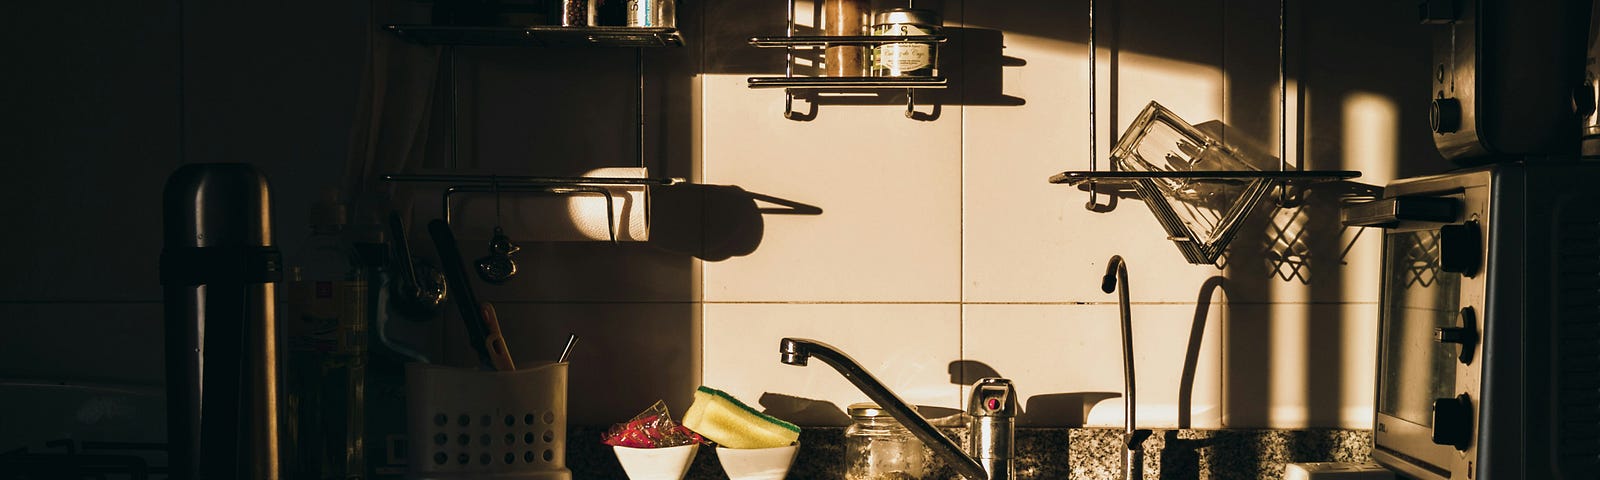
left=784, top=91, right=797, bottom=119
left=904, top=90, right=916, bottom=118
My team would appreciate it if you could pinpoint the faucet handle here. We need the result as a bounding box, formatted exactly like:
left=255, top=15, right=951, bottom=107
left=967, top=378, right=1017, bottom=418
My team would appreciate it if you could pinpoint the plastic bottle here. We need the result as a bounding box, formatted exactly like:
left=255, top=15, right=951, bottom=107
left=284, top=189, right=368, bottom=480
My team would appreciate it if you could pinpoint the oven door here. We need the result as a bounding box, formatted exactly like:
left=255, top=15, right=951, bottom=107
left=1345, top=168, right=1494, bottom=480
left=1373, top=226, right=1465, bottom=478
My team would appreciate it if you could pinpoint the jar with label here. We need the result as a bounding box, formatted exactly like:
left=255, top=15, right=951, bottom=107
left=844, top=403, right=930, bottom=480
left=871, top=9, right=941, bottom=77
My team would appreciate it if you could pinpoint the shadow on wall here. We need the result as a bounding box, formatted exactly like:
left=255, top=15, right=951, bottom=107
left=649, top=183, right=824, bottom=261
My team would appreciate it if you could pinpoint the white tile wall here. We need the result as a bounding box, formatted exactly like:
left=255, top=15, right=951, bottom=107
left=1221, top=303, right=1378, bottom=429
left=700, top=75, right=964, bottom=303
left=694, top=0, right=1425, bottom=430
left=701, top=303, right=962, bottom=426
left=961, top=303, right=1224, bottom=428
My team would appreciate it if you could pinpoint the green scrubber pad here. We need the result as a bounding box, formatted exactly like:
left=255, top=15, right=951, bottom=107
left=682, top=386, right=801, bottom=449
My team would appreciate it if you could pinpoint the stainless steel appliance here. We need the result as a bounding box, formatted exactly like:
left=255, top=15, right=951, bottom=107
left=1346, top=161, right=1600, bottom=480
left=1422, top=0, right=1590, bottom=162
left=1344, top=1, right=1600, bottom=476
left=160, top=163, right=283, bottom=480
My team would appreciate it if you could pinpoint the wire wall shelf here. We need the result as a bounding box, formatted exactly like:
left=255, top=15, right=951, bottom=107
left=746, top=1, right=948, bottom=119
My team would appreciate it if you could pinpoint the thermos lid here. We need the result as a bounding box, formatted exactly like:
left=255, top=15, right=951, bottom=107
left=874, top=8, right=941, bottom=27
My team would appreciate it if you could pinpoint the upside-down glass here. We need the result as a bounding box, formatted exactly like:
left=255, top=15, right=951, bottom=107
left=1109, top=101, right=1273, bottom=264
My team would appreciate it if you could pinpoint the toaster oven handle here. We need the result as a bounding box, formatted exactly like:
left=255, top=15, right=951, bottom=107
left=1340, top=196, right=1459, bottom=227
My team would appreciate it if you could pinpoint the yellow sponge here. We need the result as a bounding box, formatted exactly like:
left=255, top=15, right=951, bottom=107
left=682, top=386, right=801, bottom=449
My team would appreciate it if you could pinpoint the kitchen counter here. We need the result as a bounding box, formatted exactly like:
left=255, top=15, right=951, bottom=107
left=568, top=426, right=1373, bottom=479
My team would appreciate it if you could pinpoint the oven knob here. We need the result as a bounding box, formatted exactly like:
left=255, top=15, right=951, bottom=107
left=1431, top=394, right=1473, bottom=451
left=1432, top=98, right=1462, bottom=133
left=1440, top=221, right=1481, bottom=276
left=1435, top=306, right=1479, bottom=364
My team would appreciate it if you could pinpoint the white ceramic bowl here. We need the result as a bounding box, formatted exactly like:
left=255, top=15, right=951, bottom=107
left=716, top=443, right=799, bottom=480
left=613, top=444, right=699, bottom=480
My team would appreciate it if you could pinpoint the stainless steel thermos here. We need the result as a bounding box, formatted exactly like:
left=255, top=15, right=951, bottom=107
left=161, top=163, right=283, bottom=480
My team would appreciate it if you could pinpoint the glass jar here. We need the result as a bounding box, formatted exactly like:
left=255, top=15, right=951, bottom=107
left=844, top=403, right=930, bottom=480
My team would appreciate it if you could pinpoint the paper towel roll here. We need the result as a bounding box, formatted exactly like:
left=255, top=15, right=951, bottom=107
left=455, top=167, right=650, bottom=242
left=561, top=167, right=649, bottom=242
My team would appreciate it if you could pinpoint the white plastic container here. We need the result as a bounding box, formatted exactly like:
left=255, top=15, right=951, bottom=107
left=405, top=362, right=570, bottom=480
left=717, top=443, right=799, bottom=480
left=613, top=444, right=698, bottom=480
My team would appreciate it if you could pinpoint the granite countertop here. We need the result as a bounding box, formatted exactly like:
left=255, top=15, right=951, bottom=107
left=568, top=427, right=1373, bottom=480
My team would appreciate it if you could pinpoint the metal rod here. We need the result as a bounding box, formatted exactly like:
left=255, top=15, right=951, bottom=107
left=633, top=48, right=640, bottom=168
left=780, top=0, right=793, bottom=76
left=1279, top=0, right=1287, bottom=174
left=748, top=76, right=948, bottom=88
left=1278, top=0, right=1290, bottom=205
left=1086, top=0, right=1099, bottom=209
left=383, top=174, right=677, bottom=185
left=558, top=334, right=579, bottom=363
left=448, top=46, right=459, bottom=169
left=441, top=185, right=616, bottom=243
left=1048, top=169, right=1360, bottom=184
left=749, top=35, right=948, bottom=47
left=784, top=0, right=797, bottom=118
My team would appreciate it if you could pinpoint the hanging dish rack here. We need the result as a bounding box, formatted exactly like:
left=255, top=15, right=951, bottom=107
left=746, top=0, right=948, bottom=119
left=1050, top=0, right=1360, bottom=265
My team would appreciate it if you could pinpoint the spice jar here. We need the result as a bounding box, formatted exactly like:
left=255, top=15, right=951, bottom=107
left=871, top=9, right=942, bottom=77
left=844, top=403, right=930, bottom=480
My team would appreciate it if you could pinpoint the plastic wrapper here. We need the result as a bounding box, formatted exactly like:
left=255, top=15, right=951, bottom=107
left=602, top=400, right=704, bottom=448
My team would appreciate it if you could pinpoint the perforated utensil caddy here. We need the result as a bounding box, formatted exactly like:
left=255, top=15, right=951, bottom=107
left=406, top=362, right=571, bottom=480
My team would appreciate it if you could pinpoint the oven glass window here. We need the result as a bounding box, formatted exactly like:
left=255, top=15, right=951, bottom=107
left=1378, top=231, right=1461, bottom=427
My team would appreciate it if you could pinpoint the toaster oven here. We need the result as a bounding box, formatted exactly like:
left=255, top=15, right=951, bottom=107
left=1344, top=161, right=1600, bottom=479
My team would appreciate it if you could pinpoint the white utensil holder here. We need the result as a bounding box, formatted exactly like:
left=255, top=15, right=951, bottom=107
left=406, top=362, right=571, bottom=480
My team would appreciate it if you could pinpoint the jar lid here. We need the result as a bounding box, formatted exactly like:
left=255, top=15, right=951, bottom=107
left=848, top=402, right=916, bottom=419
left=873, top=8, right=941, bottom=27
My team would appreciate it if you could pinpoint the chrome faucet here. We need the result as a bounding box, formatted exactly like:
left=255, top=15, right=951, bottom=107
left=1103, top=255, right=1152, bottom=480
left=779, top=338, right=1015, bottom=480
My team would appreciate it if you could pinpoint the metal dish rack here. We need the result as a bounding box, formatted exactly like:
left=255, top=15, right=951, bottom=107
left=1048, top=0, right=1361, bottom=264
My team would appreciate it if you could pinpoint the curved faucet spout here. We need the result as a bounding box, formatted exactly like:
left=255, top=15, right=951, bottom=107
left=1102, top=255, right=1148, bottom=480
left=778, top=338, right=993, bottom=480
left=1103, top=255, right=1125, bottom=294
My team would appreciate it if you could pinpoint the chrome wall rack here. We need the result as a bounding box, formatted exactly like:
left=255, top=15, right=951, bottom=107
left=746, top=0, right=948, bottom=119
